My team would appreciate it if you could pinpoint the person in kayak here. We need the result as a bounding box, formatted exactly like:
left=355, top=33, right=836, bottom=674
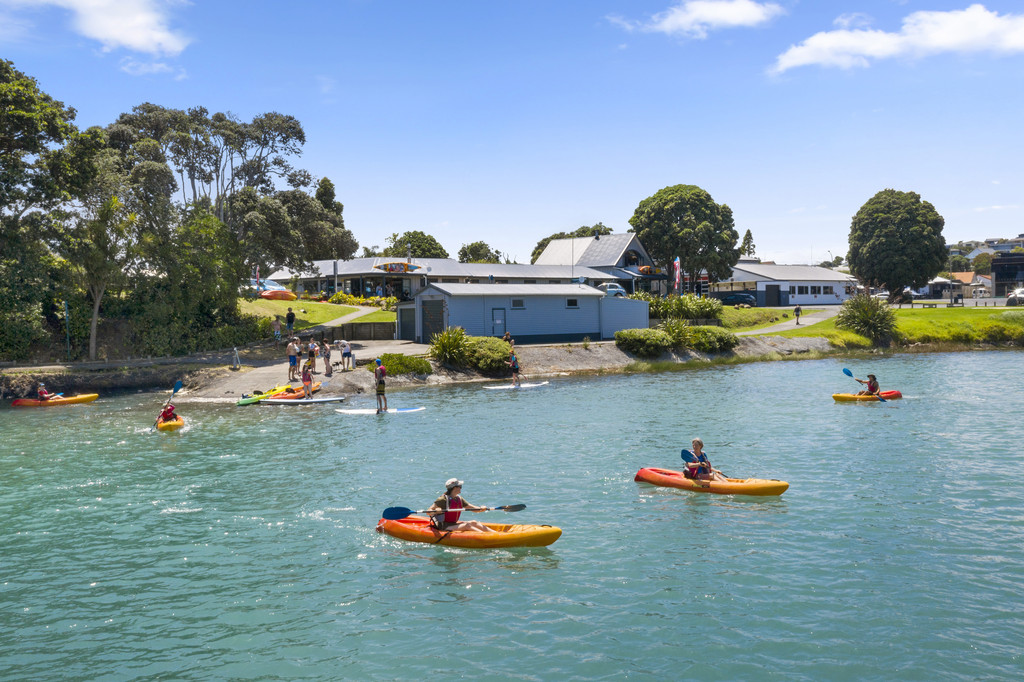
left=374, top=358, right=388, bottom=413
left=856, top=374, right=880, bottom=396
left=37, top=383, right=55, bottom=401
left=158, top=403, right=178, bottom=423
left=684, top=438, right=727, bottom=484
left=427, top=479, right=496, bottom=533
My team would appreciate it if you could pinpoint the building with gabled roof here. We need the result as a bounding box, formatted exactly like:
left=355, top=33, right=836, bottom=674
left=719, top=261, right=858, bottom=306
left=533, top=233, right=666, bottom=293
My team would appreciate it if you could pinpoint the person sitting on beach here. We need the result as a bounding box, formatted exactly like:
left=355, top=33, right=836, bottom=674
left=856, top=374, right=880, bottom=396
left=684, top=438, right=727, bottom=484
left=427, top=479, right=496, bottom=533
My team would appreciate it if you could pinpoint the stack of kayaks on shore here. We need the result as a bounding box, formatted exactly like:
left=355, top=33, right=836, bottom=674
left=11, top=393, right=99, bottom=407
left=832, top=390, right=902, bottom=402
left=259, top=382, right=322, bottom=400
left=634, top=467, right=789, bottom=496
left=376, top=515, right=562, bottom=548
left=236, top=384, right=292, bottom=406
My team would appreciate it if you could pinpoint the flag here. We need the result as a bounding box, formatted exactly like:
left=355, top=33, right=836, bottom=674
left=673, top=257, right=681, bottom=292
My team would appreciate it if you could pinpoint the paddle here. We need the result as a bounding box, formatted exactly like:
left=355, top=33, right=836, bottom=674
left=681, top=449, right=719, bottom=480
left=382, top=504, right=526, bottom=521
left=842, top=367, right=885, bottom=402
left=152, top=380, right=184, bottom=431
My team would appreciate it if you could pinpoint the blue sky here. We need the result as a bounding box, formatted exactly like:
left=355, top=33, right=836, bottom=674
left=3, top=1, right=1022, bottom=264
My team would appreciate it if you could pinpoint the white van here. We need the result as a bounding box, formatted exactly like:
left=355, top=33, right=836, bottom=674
left=597, top=283, right=627, bottom=297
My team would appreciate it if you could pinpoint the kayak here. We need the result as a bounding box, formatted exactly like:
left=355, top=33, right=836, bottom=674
left=156, top=415, right=185, bottom=431
left=376, top=516, right=562, bottom=548
left=236, top=384, right=292, bottom=406
left=11, top=393, right=99, bottom=407
left=832, top=390, right=903, bottom=402
left=268, top=382, right=322, bottom=400
left=634, top=467, right=789, bottom=496
left=259, top=289, right=297, bottom=301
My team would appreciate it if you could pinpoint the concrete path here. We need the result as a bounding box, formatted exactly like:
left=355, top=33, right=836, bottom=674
left=734, top=306, right=841, bottom=336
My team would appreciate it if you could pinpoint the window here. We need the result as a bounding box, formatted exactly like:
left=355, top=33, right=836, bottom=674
left=789, top=286, right=796, bottom=294
left=797, top=286, right=808, bottom=295
left=810, top=285, right=821, bottom=295
left=495, top=279, right=508, bottom=284
left=512, top=298, right=525, bottom=310
left=523, top=279, right=536, bottom=284
left=823, top=285, right=834, bottom=295
left=566, top=298, right=579, bottom=309
left=549, top=280, right=561, bottom=284
left=442, top=278, right=458, bottom=283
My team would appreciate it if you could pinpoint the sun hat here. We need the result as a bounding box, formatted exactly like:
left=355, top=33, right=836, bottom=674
left=445, top=478, right=463, bottom=490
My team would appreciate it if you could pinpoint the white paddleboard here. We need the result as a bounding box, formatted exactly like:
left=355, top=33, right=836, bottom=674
left=335, top=407, right=425, bottom=415
left=261, top=396, right=347, bottom=405
left=483, top=381, right=549, bottom=390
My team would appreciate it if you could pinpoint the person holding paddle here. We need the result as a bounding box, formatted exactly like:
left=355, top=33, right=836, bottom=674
left=374, top=358, right=388, bottom=413
left=855, top=373, right=881, bottom=396
left=158, top=402, right=178, bottom=424
left=506, top=349, right=521, bottom=387
left=37, top=382, right=56, bottom=401
left=684, top=438, right=727, bottom=484
left=426, top=479, right=497, bottom=533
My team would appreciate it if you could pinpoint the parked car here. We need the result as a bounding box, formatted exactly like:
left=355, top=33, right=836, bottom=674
left=1007, top=288, right=1024, bottom=306
left=720, top=292, right=756, bottom=306
left=597, top=283, right=627, bottom=297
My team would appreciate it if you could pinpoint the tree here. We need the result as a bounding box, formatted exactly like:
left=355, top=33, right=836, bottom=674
left=972, top=252, right=993, bottom=275
left=381, top=231, right=449, bottom=259
left=530, top=223, right=612, bottom=263
left=740, top=229, right=756, bottom=257
left=847, top=189, right=946, bottom=299
left=628, top=185, right=740, bottom=293
left=458, top=241, right=502, bottom=263
left=946, top=254, right=970, bottom=272
left=818, top=256, right=844, bottom=268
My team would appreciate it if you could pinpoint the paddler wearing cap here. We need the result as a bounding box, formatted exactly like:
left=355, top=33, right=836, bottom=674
left=855, top=373, right=881, bottom=396
left=37, top=382, right=55, bottom=401
left=374, top=358, right=388, bottom=413
left=426, top=479, right=497, bottom=533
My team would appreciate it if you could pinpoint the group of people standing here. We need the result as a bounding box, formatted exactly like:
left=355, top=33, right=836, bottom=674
left=285, top=337, right=355, bottom=384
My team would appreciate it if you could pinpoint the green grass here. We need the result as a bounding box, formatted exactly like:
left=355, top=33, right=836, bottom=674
left=720, top=307, right=824, bottom=332
left=237, top=299, right=358, bottom=330
left=354, top=309, right=397, bottom=323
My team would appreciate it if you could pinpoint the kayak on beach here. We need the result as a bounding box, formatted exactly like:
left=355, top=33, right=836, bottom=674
left=376, top=515, right=562, bottom=548
left=11, top=393, right=99, bottom=407
left=236, top=384, right=292, bottom=406
left=634, top=466, right=789, bottom=496
left=156, top=415, right=185, bottom=431
left=832, top=390, right=902, bottom=402
left=265, top=382, right=322, bottom=400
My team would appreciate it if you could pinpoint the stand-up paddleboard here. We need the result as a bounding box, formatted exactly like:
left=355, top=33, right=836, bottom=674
left=335, top=407, right=425, bottom=415
left=261, top=395, right=346, bottom=405
left=484, top=381, right=549, bottom=390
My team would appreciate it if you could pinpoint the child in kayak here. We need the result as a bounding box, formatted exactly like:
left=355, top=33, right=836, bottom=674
left=684, top=438, right=727, bottom=484
left=158, top=403, right=178, bottom=423
left=856, top=374, right=880, bottom=396
left=427, top=479, right=496, bottom=533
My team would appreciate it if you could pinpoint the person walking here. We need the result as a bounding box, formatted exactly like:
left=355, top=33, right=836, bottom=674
left=374, top=358, right=388, bottom=413
left=794, top=304, right=802, bottom=325
left=285, top=307, right=296, bottom=333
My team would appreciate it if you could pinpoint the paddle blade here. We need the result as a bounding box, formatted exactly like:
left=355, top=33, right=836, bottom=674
left=681, top=449, right=697, bottom=463
left=842, top=368, right=854, bottom=378
left=382, top=506, right=416, bottom=520
left=172, top=380, right=183, bottom=393
left=877, top=395, right=887, bottom=403
left=496, top=504, right=526, bottom=512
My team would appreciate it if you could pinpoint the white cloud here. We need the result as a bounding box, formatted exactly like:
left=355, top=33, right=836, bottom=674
left=974, top=205, right=1019, bottom=212
left=4, top=0, right=189, bottom=56
left=119, top=56, right=185, bottom=80
left=772, top=4, right=1024, bottom=74
left=611, top=0, right=785, bottom=39
left=833, top=13, right=873, bottom=30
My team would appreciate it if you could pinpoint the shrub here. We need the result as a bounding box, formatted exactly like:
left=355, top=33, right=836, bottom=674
left=468, top=336, right=512, bottom=375
left=371, top=352, right=431, bottom=375
left=614, top=328, right=673, bottom=357
left=663, top=320, right=739, bottom=353
left=429, top=326, right=470, bottom=367
left=629, top=292, right=722, bottom=321
left=327, top=292, right=398, bottom=310
left=835, top=295, right=897, bottom=344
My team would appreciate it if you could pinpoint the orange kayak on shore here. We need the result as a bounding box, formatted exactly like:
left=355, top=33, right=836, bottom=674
left=634, top=467, right=789, bottom=496
left=376, top=516, right=562, bottom=548
left=11, top=393, right=99, bottom=407
left=270, top=382, right=322, bottom=399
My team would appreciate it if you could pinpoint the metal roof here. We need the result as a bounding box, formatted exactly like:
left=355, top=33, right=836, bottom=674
left=729, top=263, right=856, bottom=282
left=534, top=233, right=650, bottom=267
left=270, top=257, right=614, bottom=281
left=421, top=283, right=605, bottom=297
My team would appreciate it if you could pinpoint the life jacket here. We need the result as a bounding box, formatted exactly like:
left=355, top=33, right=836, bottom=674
left=160, top=405, right=176, bottom=420
left=432, top=494, right=463, bottom=529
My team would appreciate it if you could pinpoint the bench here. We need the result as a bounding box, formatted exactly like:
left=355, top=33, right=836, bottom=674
left=921, top=303, right=937, bottom=308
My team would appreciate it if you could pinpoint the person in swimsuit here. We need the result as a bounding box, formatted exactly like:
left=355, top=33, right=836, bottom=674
left=301, top=362, right=314, bottom=399
left=37, top=383, right=56, bottom=401
left=506, top=350, right=521, bottom=387
left=427, top=479, right=496, bottom=533
left=374, top=358, right=388, bottom=413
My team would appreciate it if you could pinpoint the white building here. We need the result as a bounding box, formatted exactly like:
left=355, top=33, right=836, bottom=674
left=719, top=262, right=858, bottom=306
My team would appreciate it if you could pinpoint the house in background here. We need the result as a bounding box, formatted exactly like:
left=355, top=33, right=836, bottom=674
left=716, top=261, right=857, bottom=306
left=401, top=283, right=649, bottom=344
left=533, top=233, right=666, bottom=294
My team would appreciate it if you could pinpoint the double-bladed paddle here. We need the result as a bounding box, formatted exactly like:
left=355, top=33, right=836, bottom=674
left=152, top=380, right=184, bottom=431
left=842, top=367, right=885, bottom=402
left=382, top=504, right=526, bottom=521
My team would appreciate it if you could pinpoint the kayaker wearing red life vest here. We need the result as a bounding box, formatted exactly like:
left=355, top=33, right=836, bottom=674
left=427, top=479, right=496, bottom=533
left=856, top=374, right=880, bottom=396
left=37, top=383, right=55, bottom=401
left=159, top=403, right=177, bottom=422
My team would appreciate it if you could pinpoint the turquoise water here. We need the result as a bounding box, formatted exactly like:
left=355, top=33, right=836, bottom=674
left=2, top=351, right=1023, bottom=679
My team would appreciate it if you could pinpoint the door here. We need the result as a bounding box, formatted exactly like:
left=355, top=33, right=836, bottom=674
left=421, top=300, right=444, bottom=343
left=398, top=308, right=416, bottom=341
left=764, top=285, right=780, bottom=307
left=491, top=308, right=506, bottom=337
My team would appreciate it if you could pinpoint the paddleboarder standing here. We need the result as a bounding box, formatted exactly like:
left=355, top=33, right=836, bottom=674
left=506, top=350, right=521, bottom=387
left=374, top=358, right=388, bottom=413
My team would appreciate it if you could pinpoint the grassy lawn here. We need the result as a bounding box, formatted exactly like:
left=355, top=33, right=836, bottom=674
left=720, top=307, right=823, bottom=332
left=355, top=309, right=397, bottom=323
left=238, top=298, right=358, bottom=330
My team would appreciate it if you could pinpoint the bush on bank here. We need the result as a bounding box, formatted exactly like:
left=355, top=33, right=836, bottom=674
left=629, top=292, right=723, bottom=321
left=428, top=327, right=513, bottom=374
left=371, top=352, right=432, bottom=375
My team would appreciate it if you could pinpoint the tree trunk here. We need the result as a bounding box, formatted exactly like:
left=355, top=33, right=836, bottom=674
left=88, top=284, right=105, bottom=361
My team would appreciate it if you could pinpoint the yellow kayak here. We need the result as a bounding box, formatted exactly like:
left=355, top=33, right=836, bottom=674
left=832, top=390, right=902, bottom=402
left=376, top=516, right=562, bottom=548
left=11, top=393, right=99, bottom=407
left=156, top=415, right=185, bottom=431
left=634, top=467, right=789, bottom=496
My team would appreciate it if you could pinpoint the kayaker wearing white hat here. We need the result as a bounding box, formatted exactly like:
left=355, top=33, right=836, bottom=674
left=427, top=478, right=496, bottom=533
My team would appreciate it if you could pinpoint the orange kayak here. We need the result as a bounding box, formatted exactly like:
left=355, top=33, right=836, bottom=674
left=376, top=516, right=562, bottom=548
left=11, top=393, right=99, bottom=407
left=634, top=466, right=789, bottom=496
left=271, top=382, right=322, bottom=399
left=156, top=415, right=185, bottom=431
left=260, top=289, right=297, bottom=301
